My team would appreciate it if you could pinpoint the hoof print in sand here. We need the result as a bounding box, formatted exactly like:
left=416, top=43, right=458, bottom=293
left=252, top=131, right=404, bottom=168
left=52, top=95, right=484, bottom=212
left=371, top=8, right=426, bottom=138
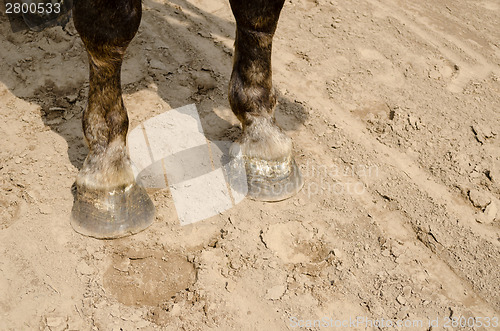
left=104, top=249, right=197, bottom=307
left=261, top=221, right=329, bottom=264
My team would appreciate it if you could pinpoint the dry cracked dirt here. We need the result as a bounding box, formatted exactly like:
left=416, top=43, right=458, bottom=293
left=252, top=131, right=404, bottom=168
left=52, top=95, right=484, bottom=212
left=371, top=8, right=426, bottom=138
left=0, top=0, right=499, bottom=330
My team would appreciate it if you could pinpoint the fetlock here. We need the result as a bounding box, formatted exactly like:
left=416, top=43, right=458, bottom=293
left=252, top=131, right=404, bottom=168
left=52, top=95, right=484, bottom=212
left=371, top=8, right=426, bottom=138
left=230, top=116, right=292, bottom=161
left=76, top=139, right=135, bottom=190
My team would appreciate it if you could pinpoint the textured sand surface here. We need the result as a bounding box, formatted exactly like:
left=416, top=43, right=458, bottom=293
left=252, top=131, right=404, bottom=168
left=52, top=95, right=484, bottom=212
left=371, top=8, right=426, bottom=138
left=0, top=0, right=499, bottom=329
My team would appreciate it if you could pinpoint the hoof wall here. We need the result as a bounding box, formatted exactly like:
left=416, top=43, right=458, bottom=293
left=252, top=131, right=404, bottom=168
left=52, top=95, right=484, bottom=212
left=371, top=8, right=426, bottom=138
left=245, top=156, right=304, bottom=202
left=71, top=183, right=155, bottom=239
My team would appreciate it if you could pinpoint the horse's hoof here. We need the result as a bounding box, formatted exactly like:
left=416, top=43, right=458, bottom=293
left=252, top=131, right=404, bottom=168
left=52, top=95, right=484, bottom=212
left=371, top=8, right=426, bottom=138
left=71, top=182, right=155, bottom=239
left=244, top=155, right=304, bottom=202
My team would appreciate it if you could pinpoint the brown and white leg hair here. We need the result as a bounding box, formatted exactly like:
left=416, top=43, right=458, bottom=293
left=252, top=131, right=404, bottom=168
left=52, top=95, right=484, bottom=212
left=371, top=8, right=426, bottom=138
left=228, top=0, right=303, bottom=201
left=71, top=0, right=154, bottom=238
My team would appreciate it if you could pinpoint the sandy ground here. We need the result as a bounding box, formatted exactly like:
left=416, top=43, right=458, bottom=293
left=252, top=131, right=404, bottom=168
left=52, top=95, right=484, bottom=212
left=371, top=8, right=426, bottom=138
left=1, top=0, right=499, bottom=330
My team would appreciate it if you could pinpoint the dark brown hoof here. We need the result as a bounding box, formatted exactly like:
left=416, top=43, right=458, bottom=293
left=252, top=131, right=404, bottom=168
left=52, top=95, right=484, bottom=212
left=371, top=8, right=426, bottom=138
left=245, top=156, right=304, bottom=202
left=71, top=183, right=155, bottom=239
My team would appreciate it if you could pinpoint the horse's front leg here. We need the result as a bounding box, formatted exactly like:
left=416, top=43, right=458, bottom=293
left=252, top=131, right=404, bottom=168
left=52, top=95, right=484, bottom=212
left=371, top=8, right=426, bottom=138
left=71, top=0, right=155, bottom=238
left=228, top=0, right=303, bottom=201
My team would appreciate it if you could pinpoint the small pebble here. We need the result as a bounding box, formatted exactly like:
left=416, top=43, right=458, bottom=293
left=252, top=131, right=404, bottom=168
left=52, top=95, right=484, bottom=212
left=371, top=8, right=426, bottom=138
left=265, top=284, right=286, bottom=300
left=469, top=189, right=491, bottom=209
left=396, top=294, right=407, bottom=305
left=66, top=94, right=78, bottom=103
left=77, top=260, right=93, bottom=275
left=332, top=248, right=342, bottom=258
left=483, top=201, right=498, bottom=224
left=402, top=286, right=412, bottom=297
left=149, top=59, right=169, bottom=71
left=170, top=304, right=181, bottom=316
